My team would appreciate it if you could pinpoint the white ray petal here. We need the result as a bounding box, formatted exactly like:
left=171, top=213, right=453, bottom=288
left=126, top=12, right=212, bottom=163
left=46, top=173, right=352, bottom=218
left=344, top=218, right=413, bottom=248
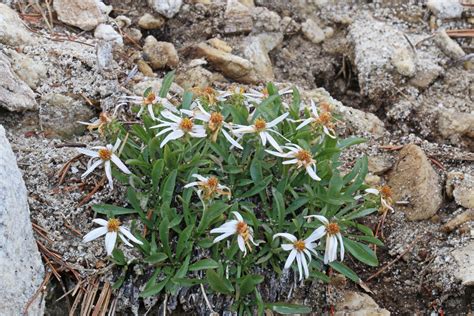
left=296, top=252, right=303, bottom=280
left=212, top=232, right=234, bottom=243
left=82, top=227, right=107, bottom=243
left=77, top=148, right=99, bottom=158
left=119, top=227, right=143, bottom=245
left=237, top=235, right=246, bottom=254
left=259, top=131, right=267, bottom=146
left=92, top=218, right=108, bottom=226
left=282, top=159, right=299, bottom=165
left=296, top=118, right=313, bottom=130
left=281, top=244, right=294, bottom=251
left=81, top=159, right=103, bottom=179
left=306, top=215, right=329, bottom=225
left=284, top=249, right=297, bottom=270
left=365, top=188, right=380, bottom=195
left=111, top=155, right=131, bottom=174
left=222, top=129, right=243, bottom=150
left=155, top=126, right=175, bottom=137
left=306, top=165, right=321, bottom=181
left=265, top=132, right=283, bottom=152
left=119, top=233, right=133, bottom=247
left=160, top=130, right=185, bottom=148
left=232, top=212, right=244, bottom=222
left=273, top=233, right=297, bottom=243
left=337, top=232, right=344, bottom=261
left=104, top=161, right=113, bottom=189
left=306, top=226, right=326, bottom=243
left=301, top=251, right=309, bottom=279
left=267, top=112, right=289, bottom=128
left=105, top=232, right=117, bottom=255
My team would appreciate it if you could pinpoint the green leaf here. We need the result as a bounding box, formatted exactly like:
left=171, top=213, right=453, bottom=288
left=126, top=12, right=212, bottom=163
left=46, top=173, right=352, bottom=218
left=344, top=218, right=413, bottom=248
left=343, top=238, right=379, bottom=266
left=181, top=91, right=193, bottom=110
left=159, top=218, right=171, bottom=257
left=240, top=175, right=272, bottom=198
left=160, top=169, right=177, bottom=210
left=143, top=87, right=152, bottom=97
left=144, top=252, right=168, bottom=264
left=337, top=136, right=366, bottom=149
left=159, top=71, right=175, bottom=98
left=151, top=159, right=165, bottom=189
left=197, top=201, right=230, bottom=234
left=238, top=275, right=264, bottom=297
left=92, top=204, right=137, bottom=216
left=111, top=248, right=126, bottom=266
left=272, top=188, right=285, bottom=227
left=140, top=278, right=168, bottom=297
left=329, top=261, right=360, bottom=282
left=344, top=208, right=378, bottom=220
left=189, top=258, right=219, bottom=271
left=266, top=303, right=311, bottom=314
left=206, top=269, right=234, bottom=295
left=171, top=278, right=204, bottom=287
left=176, top=225, right=194, bottom=259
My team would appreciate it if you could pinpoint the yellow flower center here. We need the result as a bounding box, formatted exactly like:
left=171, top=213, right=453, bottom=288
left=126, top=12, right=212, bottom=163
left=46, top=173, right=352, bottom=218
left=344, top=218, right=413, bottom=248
left=98, top=148, right=112, bottom=161
left=294, top=240, right=306, bottom=252
left=261, top=87, right=269, bottom=97
left=107, top=218, right=121, bottom=232
left=319, top=102, right=331, bottom=113
left=295, top=150, right=313, bottom=165
left=180, top=118, right=194, bottom=132
left=144, top=92, right=156, bottom=105
left=254, top=118, right=267, bottom=131
left=327, top=223, right=340, bottom=235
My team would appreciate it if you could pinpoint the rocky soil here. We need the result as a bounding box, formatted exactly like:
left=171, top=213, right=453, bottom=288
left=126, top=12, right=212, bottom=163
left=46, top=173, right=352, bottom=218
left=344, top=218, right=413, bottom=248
left=0, top=0, right=473, bottom=315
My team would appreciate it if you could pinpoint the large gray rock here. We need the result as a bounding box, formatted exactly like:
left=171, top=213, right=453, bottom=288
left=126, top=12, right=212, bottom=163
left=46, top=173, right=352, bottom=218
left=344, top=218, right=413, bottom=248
left=452, top=241, right=474, bottom=286
left=243, top=32, right=283, bottom=82
left=0, top=52, right=37, bottom=112
left=0, top=125, right=45, bottom=315
left=0, top=3, right=34, bottom=46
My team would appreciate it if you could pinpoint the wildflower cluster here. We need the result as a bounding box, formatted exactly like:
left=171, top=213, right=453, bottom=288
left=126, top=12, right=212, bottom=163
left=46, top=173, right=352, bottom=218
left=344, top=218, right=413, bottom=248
left=75, top=72, right=382, bottom=314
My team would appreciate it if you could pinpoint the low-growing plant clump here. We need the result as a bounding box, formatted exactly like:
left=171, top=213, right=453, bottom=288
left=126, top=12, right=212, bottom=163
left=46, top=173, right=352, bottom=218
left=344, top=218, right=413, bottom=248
left=75, top=72, right=389, bottom=314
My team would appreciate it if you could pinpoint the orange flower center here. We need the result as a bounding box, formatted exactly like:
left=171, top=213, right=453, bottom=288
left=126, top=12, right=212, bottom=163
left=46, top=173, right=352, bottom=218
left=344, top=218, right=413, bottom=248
left=236, top=221, right=248, bottom=235
left=327, top=223, right=340, bottom=235
left=294, top=240, right=306, bottom=252
left=317, top=112, right=332, bottom=125
left=107, top=218, right=121, bottom=232
left=98, top=148, right=112, bottom=161
left=144, top=92, right=156, bottom=105
left=99, top=112, right=109, bottom=123
left=261, top=88, right=269, bottom=97
left=295, top=150, right=313, bottom=165
left=209, top=112, right=224, bottom=126
left=380, top=185, right=392, bottom=199
left=180, top=118, right=194, bottom=132
left=207, top=176, right=219, bottom=190
left=254, top=118, right=267, bottom=131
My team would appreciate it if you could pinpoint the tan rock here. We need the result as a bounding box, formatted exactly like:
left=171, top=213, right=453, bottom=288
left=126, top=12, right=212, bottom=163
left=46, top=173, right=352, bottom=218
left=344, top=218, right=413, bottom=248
left=335, top=291, right=390, bottom=316
left=138, top=13, right=166, bottom=30
left=391, top=47, right=416, bottom=77
left=437, top=109, right=474, bottom=143
left=243, top=32, right=283, bottom=82
left=368, top=155, right=393, bottom=175
left=434, top=30, right=465, bottom=59
left=388, top=144, right=443, bottom=221
left=143, top=36, right=179, bottom=70
left=193, top=42, right=259, bottom=84
left=53, top=0, right=105, bottom=31
left=223, top=0, right=253, bottom=34
left=207, top=38, right=233, bottom=53
left=176, top=65, right=219, bottom=90
left=301, top=18, right=325, bottom=44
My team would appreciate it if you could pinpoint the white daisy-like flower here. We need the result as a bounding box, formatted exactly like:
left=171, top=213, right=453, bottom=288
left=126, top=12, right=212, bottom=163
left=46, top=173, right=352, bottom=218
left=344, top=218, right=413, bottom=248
left=214, top=86, right=246, bottom=103
left=364, top=185, right=394, bottom=213
left=150, top=110, right=207, bottom=148
left=305, top=215, right=344, bottom=264
left=232, top=113, right=289, bottom=152
left=77, top=139, right=131, bottom=189
left=122, top=90, right=178, bottom=119
left=243, top=86, right=293, bottom=107
left=191, top=103, right=243, bottom=149
left=265, top=144, right=321, bottom=181
left=184, top=174, right=231, bottom=200
left=273, top=232, right=319, bottom=280
left=83, top=218, right=143, bottom=256
left=210, top=211, right=258, bottom=256
left=296, top=100, right=336, bottom=139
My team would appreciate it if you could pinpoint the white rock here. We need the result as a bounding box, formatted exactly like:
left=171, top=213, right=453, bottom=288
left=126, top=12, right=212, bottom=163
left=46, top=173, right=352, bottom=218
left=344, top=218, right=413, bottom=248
left=7, top=50, right=47, bottom=89
left=0, top=52, right=37, bottom=112
left=434, top=29, right=466, bottom=59
left=335, top=291, right=390, bottom=316
left=301, top=18, right=325, bottom=44
left=94, top=24, right=123, bottom=45
left=138, top=13, right=166, bottom=30
left=427, top=0, right=463, bottom=19
left=53, top=0, right=106, bottom=31
left=147, top=0, right=182, bottom=18
left=452, top=241, right=474, bottom=286
left=0, top=125, right=45, bottom=315
left=0, top=3, right=33, bottom=46
left=391, top=47, right=416, bottom=77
